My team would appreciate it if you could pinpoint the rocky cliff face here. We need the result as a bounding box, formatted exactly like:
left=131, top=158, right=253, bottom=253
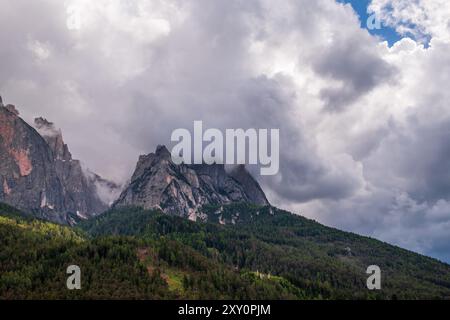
left=0, top=96, right=118, bottom=224
left=34, top=117, right=72, bottom=161
left=0, top=94, right=267, bottom=223
left=113, top=145, right=269, bottom=221
left=33, top=117, right=113, bottom=222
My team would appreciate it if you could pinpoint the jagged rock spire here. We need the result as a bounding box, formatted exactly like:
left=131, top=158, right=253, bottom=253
left=34, top=117, right=72, bottom=161
left=114, top=145, right=269, bottom=220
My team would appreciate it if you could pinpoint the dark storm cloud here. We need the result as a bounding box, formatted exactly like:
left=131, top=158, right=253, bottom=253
left=235, top=75, right=362, bottom=202
left=312, top=34, right=396, bottom=112
left=364, top=116, right=450, bottom=203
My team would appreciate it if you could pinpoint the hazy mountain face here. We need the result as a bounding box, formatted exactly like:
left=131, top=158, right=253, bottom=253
left=0, top=100, right=118, bottom=224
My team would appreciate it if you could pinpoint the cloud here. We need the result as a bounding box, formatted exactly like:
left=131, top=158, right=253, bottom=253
left=369, top=0, right=450, bottom=43
left=1, top=0, right=450, bottom=262
left=311, top=31, right=396, bottom=112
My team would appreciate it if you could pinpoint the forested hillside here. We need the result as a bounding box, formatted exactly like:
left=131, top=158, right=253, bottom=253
left=0, top=203, right=303, bottom=299
left=2, top=202, right=450, bottom=299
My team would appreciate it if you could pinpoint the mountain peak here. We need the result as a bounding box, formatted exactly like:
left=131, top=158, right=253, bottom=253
left=5, top=104, right=19, bottom=116
left=114, top=145, right=269, bottom=220
left=0, top=98, right=116, bottom=224
left=155, top=144, right=170, bottom=156
left=34, top=117, right=56, bottom=133
left=34, top=117, right=71, bottom=161
left=0, top=96, right=19, bottom=116
left=0, top=104, right=19, bottom=118
left=152, top=144, right=171, bottom=161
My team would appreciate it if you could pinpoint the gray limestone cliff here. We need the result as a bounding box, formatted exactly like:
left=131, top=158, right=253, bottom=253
left=113, top=145, right=269, bottom=221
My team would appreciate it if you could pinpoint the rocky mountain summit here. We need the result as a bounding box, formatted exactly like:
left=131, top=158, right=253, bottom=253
left=0, top=94, right=268, bottom=224
left=113, top=145, right=269, bottom=221
left=34, top=117, right=72, bottom=161
left=0, top=95, right=118, bottom=224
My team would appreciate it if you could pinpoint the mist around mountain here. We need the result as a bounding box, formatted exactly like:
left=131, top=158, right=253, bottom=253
left=0, top=97, right=121, bottom=224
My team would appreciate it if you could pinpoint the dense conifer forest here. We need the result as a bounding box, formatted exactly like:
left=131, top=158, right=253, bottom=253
left=1, top=202, right=450, bottom=299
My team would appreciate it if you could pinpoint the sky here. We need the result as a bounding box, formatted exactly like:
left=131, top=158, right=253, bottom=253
left=1, top=0, right=450, bottom=262
left=339, top=0, right=403, bottom=45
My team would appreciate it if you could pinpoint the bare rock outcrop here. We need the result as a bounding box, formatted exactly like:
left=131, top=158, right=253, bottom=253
left=113, top=145, right=269, bottom=221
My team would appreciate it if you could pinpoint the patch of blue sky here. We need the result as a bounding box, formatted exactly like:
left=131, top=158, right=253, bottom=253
left=337, top=0, right=403, bottom=46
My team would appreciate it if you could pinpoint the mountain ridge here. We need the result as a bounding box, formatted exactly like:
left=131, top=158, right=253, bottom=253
left=72, top=203, right=450, bottom=298
left=2, top=201, right=450, bottom=299
left=113, top=145, right=269, bottom=221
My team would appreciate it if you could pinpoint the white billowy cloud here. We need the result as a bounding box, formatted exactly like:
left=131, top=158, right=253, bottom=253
left=369, top=0, right=450, bottom=43
left=1, top=0, right=450, bottom=261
